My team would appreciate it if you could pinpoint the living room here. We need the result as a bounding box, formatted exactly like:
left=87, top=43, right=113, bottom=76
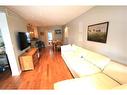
left=0, top=2, right=127, bottom=94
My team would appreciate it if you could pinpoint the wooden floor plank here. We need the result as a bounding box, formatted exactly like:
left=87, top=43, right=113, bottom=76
left=0, top=47, right=73, bottom=89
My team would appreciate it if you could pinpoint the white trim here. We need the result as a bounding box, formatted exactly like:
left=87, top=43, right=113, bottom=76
left=0, top=13, right=20, bottom=76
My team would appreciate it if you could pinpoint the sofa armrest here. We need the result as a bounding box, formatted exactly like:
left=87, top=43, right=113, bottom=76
left=103, top=61, right=127, bottom=84
left=54, top=73, right=120, bottom=90
left=112, top=84, right=127, bottom=89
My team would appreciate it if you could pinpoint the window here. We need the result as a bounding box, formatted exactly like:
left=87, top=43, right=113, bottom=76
left=48, top=32, right=53, bottom=41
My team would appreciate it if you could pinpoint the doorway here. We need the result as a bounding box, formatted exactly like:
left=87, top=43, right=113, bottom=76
left=48, top=32, right=53, bottom=46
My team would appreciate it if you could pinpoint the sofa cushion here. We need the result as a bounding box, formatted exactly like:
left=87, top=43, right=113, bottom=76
left=103, top=61, right=127, bottom=84
left=63, top=51, right=101, bottom=77
left=112, top=84, right=127, bottom=89
left=86, top=51, right=110, bottom=70
left=62, top=49, right=88, bottom=64
left=61, top=44, right=72, bottom=52
left=68, top=59, right=101, bottom=77
left=54, top=73, right=120, bottom=90
left=72, top=44, right=81, bottom=50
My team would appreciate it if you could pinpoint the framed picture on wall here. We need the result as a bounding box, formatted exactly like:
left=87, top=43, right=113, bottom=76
left=87, top=22, right=109, bottom=43
left=55, top=29, right=62, bottom=34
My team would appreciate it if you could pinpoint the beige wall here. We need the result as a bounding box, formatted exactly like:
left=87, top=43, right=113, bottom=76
left=66, top=6, right=127, bottom=64
left=37, top=27, right=47, bottom=46
left=33, top=26, right=38, bottom=38
left=63, top=25, right=69, bottom=44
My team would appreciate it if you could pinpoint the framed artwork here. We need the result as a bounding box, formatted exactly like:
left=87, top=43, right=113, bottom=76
left=55, top=29, right=62, bottom=34
left=87, top=22, right=109, bottom=43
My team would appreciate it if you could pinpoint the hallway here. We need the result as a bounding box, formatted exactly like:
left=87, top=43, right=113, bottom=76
left=0, top=47, right=73, bottom=89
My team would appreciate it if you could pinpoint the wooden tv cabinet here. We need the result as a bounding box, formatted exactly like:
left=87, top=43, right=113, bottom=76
left=19, top=48, right=39, bottom=71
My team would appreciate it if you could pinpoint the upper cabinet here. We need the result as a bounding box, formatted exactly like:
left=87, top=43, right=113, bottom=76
left=27, top=24, right=39, bottom=39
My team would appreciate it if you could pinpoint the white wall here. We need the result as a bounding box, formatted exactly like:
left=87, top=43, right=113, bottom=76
left=6, top=9, right=28, bottom=75
left=0, top=7, right=28, bottom=76
left=66, top=6, right=127, bottom=64
left=0, top=13, right=20, bottom=76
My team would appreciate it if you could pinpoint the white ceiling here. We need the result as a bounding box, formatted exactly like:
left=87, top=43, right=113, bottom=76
left=7, top=6, right=93, bottom=26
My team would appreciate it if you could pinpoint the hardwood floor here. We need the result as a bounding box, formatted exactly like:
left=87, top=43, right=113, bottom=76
left=0, top=47, right=73, bottom=89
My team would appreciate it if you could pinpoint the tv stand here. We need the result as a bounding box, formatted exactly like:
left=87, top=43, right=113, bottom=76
left=19, top=48, right=39, bottom=71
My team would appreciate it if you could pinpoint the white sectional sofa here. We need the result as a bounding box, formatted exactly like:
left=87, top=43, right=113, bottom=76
left=61, top=44, right=110, bottom=78
left=54, top=44, right=127, bottom=90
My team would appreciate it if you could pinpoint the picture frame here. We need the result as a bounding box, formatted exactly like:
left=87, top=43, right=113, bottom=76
left=87, top=22, right=109, bottom=43
left=55, top=29, right=62, bottom=34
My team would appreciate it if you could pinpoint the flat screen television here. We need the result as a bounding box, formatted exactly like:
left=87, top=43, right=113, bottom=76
left=18, top=32, right=30, bottom=51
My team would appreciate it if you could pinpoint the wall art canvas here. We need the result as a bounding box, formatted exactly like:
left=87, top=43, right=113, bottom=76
left=55, top=29, right=62, bottom=34
left=87, top=22, right=109, bottom=43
